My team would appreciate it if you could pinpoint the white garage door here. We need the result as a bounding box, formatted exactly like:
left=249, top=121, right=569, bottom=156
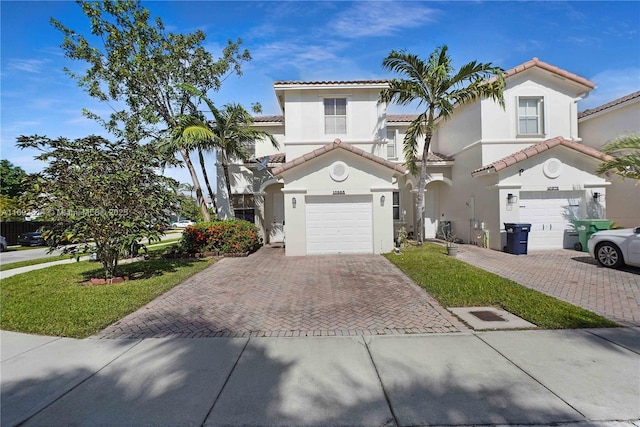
left=519, top=191, right=581, bottom=250
left=306, top=195, right=373, bottom=255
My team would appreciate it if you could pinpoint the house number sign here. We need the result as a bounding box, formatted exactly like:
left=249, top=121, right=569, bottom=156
left=547, top=186, right=559, bottom=191
left=333, top=190, right=345, bottom=195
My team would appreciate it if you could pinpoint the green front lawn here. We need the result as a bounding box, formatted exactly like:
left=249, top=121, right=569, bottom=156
left=1, top=256, right=215, bottom=338
left=385, top=244, right=617, bottom=329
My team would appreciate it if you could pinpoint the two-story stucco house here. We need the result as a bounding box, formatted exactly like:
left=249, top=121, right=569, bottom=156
left=577, top=91, right=640, bottom=228
left=216, top=58, right=618, bottom=256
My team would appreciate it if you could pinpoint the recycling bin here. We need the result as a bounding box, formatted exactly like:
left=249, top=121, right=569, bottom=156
left=504, top=223, right=531, bottom=255
left=573, top=219, right=613, bottom=252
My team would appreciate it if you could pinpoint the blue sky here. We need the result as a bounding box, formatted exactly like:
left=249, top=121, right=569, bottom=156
left=2, top=0, right=639, bottom=187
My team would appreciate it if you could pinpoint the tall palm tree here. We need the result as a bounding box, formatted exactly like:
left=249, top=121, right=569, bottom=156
left=179, top=85, right=280, bottom=218
left=160, top=115, right=212, bottom=221
left=597, top=133, right=640, bottom=180
left=379, top=45, right=506, bottom=244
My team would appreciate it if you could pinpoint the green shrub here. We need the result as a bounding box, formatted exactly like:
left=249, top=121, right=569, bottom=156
left=180, top=220, right=262, bottom=254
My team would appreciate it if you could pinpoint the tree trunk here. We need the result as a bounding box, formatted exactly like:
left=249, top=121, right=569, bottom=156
left=180, top=148, right=211, bottom=222
left=198, top=149, right=217, bottom=214
left=222, top=161, right=235, bottom=218
left=416, top=132, right=433, bottom=246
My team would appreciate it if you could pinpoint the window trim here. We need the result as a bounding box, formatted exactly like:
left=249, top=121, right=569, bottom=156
left=517, top=96, right=545, bottom=137
left=323, top=97, right=347, bottom=135
left=387, top=129, right=397, bottom=160
left=392, top=191, right=401, bottom=221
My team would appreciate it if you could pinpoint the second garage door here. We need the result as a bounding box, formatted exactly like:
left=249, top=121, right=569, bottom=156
left=519, top=191, right=581, bottom=250
left=305, top=195, right=373, bottom=255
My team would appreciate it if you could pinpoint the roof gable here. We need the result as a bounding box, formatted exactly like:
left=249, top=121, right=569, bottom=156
left=272, top=139, right=408, bottom=176
left=501, top=58, right=595, bottom=90
left=471, top=136, right=613, bottom=176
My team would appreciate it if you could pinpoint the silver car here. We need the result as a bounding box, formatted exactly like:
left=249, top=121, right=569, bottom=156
left=0, top=236, right=6, bottom=252
left=588, top=226, right=640, bottom=268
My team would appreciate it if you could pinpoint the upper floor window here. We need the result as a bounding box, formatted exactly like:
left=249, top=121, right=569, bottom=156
left=387, top=129, right=397, bottom=159
left=324, top=98, right=347, bottom=134
left=518, top=96, right=544, bottom=136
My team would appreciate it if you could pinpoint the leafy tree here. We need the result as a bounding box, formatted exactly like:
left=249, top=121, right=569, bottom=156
left=0, top=159, right=27, bottom=198
left=597, top=133, right=640, bottom=180
left=17, top=134, right=179, bottom=280
left=379, top=46, right=505, bottom=244
left=51, top=0, right=251, bottom=221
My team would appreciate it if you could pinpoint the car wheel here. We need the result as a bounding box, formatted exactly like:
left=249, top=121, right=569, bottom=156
left=595, top=242, right=624, bottom=268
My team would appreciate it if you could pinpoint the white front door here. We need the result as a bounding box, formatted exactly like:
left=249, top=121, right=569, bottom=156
left=424, top=188, right=437, bottom=239
left=269, top=192, right=285, bottom=243
left=519, top=191, right=581, bottom=250
left=305, top=195, right=373, bottom=255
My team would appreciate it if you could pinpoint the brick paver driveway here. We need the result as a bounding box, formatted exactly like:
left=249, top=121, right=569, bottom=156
left=97, top=247, right=467, bottom=338
left=457, top=246, right=640, bottom=327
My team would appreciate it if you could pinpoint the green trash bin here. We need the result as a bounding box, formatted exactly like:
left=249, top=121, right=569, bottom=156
left=573, top=219, right=613, bottom=252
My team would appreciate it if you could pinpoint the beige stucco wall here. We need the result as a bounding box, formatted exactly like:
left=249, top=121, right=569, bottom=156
left=278, top=149, right=399, bottom=256
left=578, top=98, right=640, bottom=227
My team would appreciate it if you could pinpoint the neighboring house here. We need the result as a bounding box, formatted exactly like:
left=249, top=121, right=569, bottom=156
left=578, top=91, right=640, bottom=228
left=217, top=58, right=618, bottom=256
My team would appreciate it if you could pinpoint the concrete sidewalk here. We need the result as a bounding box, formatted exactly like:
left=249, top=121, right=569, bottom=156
left=2, top=328, right=638, bottom=426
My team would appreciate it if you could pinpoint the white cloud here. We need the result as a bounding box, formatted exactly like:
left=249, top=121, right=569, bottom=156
left=331, top=1, right=439, bottom=39
left=7, top=59, right=50, bottom=74
left=580, top=67, right=640, bottom=110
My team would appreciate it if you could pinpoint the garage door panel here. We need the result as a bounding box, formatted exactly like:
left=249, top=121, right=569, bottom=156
left=306, top=196, right=373, bottom=255
left=519, top=191, right=581, bottom=250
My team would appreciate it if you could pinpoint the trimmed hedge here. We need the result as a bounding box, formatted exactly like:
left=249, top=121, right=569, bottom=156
left=180, top=220, right=262, bottom=254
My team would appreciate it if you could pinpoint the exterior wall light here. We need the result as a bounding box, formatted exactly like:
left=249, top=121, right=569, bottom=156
left=593, top=192, right=601, bottom=202
left=507, top=193, right=518, bottom=204
left=292, top=197, right=297, bottom=208
left=380, top=195, right=386, bottom=206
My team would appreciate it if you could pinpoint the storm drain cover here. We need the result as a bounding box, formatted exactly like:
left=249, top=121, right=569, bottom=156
left=469, top=310, right=506, bottom=322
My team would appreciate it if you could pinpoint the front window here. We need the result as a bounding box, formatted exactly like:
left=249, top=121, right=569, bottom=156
left=392, top=191, right=400, bottom=221
left=324, top=98, right=347, bottom=134
left=387, top=129, right=397, bottom=159
left=518, top=97, right=544, bottom=136
left=232, top=194, right=255, bottom=223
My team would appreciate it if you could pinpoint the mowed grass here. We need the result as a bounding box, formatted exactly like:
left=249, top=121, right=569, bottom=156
left=385, top=243, right=617, bottom=329
left=1, top=256, right=215, bottom=338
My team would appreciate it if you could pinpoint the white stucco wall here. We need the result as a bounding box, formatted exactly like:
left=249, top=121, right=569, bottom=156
left=253, top=124, right=285, bottom=159
left=282, top=87, right=385, bottom=159
left=278, top=149, right=399, bottom=256
left=433, top=101, right=482, bottom=155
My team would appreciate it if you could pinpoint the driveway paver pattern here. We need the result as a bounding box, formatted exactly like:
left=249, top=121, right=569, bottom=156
left=456, top=245, right=640, bottom=326
left=96, top=247, right=467, bottom=338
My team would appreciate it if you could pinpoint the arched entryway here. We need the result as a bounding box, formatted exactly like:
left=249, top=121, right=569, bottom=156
left=260, top=180, right=285, bottom=244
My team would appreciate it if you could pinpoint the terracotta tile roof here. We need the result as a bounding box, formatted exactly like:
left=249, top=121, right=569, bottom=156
left=253, top=115, right=284, bottom=123
left=471, top=136, right=613, bottom=176
left=501, top=57, right=595, bottom=89
left=272, top=139, right=408, bottom=176
left=387, top=114, right=419, bottom=123
left=274, top=80, right=389, bottom=86
left=578, top=90, right=640, bottom=119
left=422, top=152, right=454, bottom=162
left=246, top=153, right=286, bottom=164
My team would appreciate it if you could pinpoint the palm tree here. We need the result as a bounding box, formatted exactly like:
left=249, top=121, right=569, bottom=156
left=597, top=133, right=640, bottom=180
left=160, top=115, right=212, bottom=221
left=209, top=103, right=280, bottom=217
left=379, top=45, right=506, bottom=244
left=178, top=85, right=280, bottom=218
